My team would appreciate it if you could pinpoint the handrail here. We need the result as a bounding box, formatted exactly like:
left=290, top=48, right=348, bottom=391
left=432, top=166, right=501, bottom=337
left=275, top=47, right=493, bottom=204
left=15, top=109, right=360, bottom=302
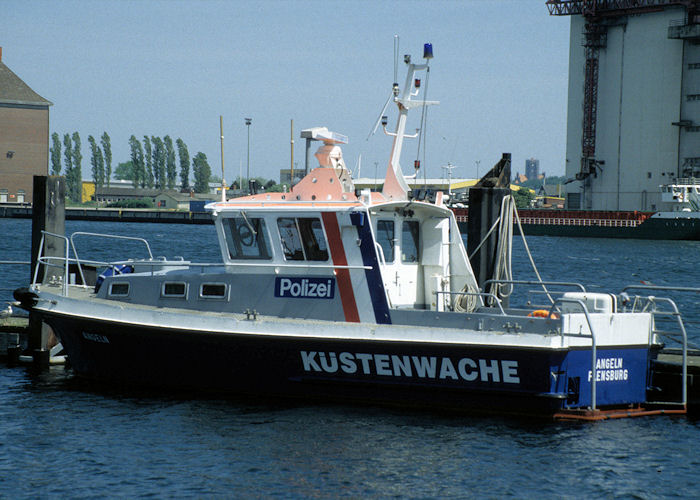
left=621, top=284, right=700, bottom=294
left=647, top=297, right=688, bottom=407
left=35, top=252, right=368, bottom=289
left=484, top=279, right=586, bottom=299
left=32, top=231, right=71, bottom=296
left=30, top=232, right=45, bottom=287
left=70, top=232, right=154, bottom=287
left=435, top=290, right=506, bottom=315
left=222, top=261, right=371, bottom=270
left=374, top=241, right=387, bottom=267
left=552, top=297, right=599, bottom=411
left=69, top=231, right=154, bottom=259
left=620, top=285, right=693, bottom=406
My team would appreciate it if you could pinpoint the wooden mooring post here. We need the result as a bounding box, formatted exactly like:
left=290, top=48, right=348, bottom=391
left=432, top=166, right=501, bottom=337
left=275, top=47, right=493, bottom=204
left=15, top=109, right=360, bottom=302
left=28, top=175, right=65, bottom=368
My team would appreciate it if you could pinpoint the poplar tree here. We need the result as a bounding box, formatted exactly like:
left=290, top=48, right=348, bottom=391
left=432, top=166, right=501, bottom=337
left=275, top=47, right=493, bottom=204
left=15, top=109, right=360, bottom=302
left=176, top=138, right=190, bottom=192
left=71, top=132, right=83, bottom=203
left=101, top=132, right=112, bottom=186
left=97, top=149, right=105, bottom=190
left=151, top=136, right=166, bottom=189
left=50, top=132, right=62, bottom=175
left=129, top=135, right=144, bottom=188
left=143, top=136, right=154, bottom=188
left=88, top=135, right=105, bottom=188
left=63, top=134, right=74, bottom=201
left=192, top=152, right=211, bottom=193
left=164, top=135, right=176, bottom=190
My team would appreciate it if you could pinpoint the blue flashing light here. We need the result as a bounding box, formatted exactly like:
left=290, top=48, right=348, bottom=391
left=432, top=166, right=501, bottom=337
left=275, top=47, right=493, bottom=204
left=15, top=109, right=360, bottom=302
left=423, top=43, right=433, bottom=59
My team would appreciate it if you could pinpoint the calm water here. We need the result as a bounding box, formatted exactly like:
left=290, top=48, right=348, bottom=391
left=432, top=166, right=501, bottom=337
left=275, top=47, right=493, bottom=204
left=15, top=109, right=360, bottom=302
left=1, top=218, right=700, bottom=498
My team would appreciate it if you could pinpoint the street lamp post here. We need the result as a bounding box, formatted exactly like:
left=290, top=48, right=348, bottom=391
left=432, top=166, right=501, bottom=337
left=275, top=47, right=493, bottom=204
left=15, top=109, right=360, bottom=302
left=245, top=117, right=252, bottom=193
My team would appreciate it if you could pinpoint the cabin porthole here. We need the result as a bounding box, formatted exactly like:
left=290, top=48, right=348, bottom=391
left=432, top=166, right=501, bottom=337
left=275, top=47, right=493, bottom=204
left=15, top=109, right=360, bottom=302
left=109, top=282, right=130, bottom=297
left=200, top=283, right=228, bottom=299
left=162, top=282, right=187, bottom=298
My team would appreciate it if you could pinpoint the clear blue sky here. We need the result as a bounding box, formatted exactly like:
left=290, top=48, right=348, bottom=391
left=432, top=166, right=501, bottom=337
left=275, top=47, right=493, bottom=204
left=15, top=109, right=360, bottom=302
left=5, top=0, right=570, bottom=183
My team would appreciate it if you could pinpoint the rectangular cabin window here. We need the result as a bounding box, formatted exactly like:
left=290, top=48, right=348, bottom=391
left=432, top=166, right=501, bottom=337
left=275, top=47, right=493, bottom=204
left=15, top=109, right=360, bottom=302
left=109, top=282, right=130, bottom=296
left=277, top=218, right=329, bottom=261
left=162, top=282, right=187, bottom=298
left=376, top=220, right=395, bottom=263
left=200, top=283, right=227, bottom=298
left=401, top=220, right=420, bottom=263
left=223, top=217, right=271, bottom=260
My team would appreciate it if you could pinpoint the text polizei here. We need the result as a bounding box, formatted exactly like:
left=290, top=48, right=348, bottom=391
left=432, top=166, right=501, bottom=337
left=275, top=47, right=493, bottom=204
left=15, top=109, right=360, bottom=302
left=275, top=277, right=335, bottom=299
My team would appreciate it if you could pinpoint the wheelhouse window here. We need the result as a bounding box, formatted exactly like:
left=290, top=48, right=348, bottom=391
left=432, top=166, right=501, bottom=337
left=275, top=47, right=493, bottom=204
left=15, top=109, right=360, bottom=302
left=200, top=283, right=227, bottom=299
left=277, top=217, right=328, bottom=261
left=223, top=216, right=271, bottom=260
left=401, top=220, right=420, bottom=263
left=376, top=220, right=395, bottom=263
left=162, top=282, right=187, bottom=298
left=109, top=282, right=130, bottom=296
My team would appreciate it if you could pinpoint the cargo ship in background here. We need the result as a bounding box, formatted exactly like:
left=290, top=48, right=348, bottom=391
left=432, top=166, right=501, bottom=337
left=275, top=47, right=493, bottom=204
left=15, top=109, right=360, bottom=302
left=453, top=179, right=700, bottom=240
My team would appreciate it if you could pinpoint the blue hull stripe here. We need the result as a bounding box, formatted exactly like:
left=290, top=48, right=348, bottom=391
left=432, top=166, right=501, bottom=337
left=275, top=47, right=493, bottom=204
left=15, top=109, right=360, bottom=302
left=351, top=211, right=392, bottom=324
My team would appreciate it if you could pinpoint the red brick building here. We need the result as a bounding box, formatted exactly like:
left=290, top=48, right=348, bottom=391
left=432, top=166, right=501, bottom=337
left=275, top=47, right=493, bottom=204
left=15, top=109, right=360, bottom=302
left=0, top=47, right=52, bottom=204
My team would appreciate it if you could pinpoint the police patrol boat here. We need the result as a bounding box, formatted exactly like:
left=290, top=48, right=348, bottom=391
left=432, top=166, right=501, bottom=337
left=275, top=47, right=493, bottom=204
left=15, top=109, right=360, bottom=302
left=15, top=44, right=690, bottom=419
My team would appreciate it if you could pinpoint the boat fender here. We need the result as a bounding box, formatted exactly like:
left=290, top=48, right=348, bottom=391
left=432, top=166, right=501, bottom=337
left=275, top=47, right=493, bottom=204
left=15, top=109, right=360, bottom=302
left=13, top=287, right=38, bottom=309
left=528, top=309, right=559, bottom=319
left=95, top=265, right=134, bottom=293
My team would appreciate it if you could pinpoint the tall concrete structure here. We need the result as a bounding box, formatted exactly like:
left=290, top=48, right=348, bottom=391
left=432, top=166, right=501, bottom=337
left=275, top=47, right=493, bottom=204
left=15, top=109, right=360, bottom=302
left=548, top=1, right=700, bottom=211
left=0, top=47, right=52, bottom=204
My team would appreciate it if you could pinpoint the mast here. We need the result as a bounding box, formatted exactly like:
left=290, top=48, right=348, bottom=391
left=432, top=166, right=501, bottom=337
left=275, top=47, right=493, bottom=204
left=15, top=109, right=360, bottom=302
left=381, top=43, right=438, bottom=201
left=220, top=115, right=226, bottom=202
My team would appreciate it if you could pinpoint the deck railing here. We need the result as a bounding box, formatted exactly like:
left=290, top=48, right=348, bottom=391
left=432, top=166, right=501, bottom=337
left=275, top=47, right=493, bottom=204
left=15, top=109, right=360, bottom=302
left=621, top=284, right=697, bottom=408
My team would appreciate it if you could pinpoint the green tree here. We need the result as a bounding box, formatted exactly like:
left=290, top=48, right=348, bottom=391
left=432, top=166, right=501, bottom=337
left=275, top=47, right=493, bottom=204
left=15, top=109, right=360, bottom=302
left=97, top=149, right=104, bottom=189
left=151, top=136, right=165, bottom=189
left=192, top=152, right=211, bottom=193
left=143, top=135, right=154, bottom=188
left=114, top=161, right=135, bottom=181
left=513, top=187, right=535, bottom=208
left=164, top=136, right=177, bottom=190
left=50, top=132, right=62, bottom=175
left=128, top=135, right=145, bottom=188
left=176, top=138, right=190, bottom=191
left=88, top=135, right=105, bottom=188
left=101, top=132, right=112, bottom=186
left=62, top=133, right=76, bottom=201
left=62, top=133, right=73, bottom=177
left=265, top=184, right=286, bottom=193
left=70, top=132, right=83, bottom=203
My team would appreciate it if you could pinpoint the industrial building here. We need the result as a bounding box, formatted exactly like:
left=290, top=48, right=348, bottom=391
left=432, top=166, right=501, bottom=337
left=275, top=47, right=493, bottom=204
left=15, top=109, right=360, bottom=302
left=0, top=47, right=52, bottom=204
left=549, top=0, right=700, bottom=210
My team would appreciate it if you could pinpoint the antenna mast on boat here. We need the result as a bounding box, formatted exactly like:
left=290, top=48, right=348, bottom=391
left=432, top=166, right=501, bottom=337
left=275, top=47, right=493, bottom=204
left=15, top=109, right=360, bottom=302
left=381, top=43, right=438, bottom=201
left=220, top=115, right=226, bottom=202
